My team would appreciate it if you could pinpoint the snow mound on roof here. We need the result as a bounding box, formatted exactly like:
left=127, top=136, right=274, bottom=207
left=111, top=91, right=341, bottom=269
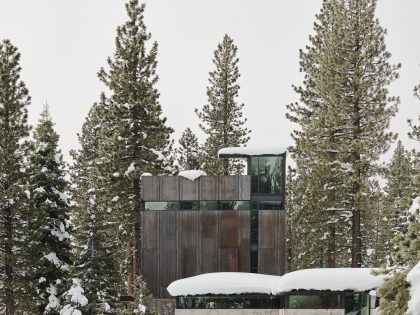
left=218, top=146, right=287, bottom=157
left=409, top=196, right=420, bottom=216
left=407, top=261, right=420, bottom=315
left=167, top=272, right=278, bottom=296
left=273, top=268, right=383, bottom=293
left=167, top=269, right=384, bottom=297
left=178, top=170, right=207, bottom=181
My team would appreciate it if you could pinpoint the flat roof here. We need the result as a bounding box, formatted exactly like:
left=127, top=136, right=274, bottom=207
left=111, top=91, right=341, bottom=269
left=218, top=146, right=287, bottom=158
left=167, top=268, right=384, bottom=297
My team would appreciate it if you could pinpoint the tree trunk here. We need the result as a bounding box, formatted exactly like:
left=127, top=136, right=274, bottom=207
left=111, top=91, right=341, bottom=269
left=351, top=209, right=362, bottom=267
left=127, top=240, right=134, bottom=296
left=5, top=208, right=14, bottom=315
left=327, top=222, right=336, bottom=268
left=133, top=178, right=141, bottom=278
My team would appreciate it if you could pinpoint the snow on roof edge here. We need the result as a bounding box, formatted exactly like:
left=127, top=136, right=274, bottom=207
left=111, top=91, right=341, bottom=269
left=167, top=268, right=384, bottom=297
left=218, top=146, right=287, bottom=158
left=178, top=170, right=207, bottom=181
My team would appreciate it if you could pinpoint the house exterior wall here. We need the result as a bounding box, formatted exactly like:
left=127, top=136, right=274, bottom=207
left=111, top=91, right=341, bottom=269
left=141, top=175, right=286, bottom=299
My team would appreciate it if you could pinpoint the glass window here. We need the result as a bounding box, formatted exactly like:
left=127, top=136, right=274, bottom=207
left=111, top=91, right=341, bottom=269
left=180, top=201, right=200, bottom=210
left=144, top=202, right=180, bottom=210
left=344, top=292, right=369, bottom=315
left=176, top=296, right=283, bottom=309
left=200, top=201, right=218, bottom=210
left=288, top=293, right=341, bottom=309
left=259, top=201, right=283, bottom=210
left=219, top=201, right=250, bottom=210
left=250, top=156, right=284, bottom=194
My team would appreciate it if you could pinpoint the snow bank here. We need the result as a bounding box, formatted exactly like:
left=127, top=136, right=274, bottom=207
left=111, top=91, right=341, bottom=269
left=167, top=272, right=279, bottom=296
left=409, top=196, right=420, bottom=216
left=218, top=146, right=287, bottom=158
left=273, top=268, right=383, bottom=293
left=407, top=261, right=420, bottom=315
left=178, top=170, right=207, bottom=181
left=167, top=269, right=384, bottom=297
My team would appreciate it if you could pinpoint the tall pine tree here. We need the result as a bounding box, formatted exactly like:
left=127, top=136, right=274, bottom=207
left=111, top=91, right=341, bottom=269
left=177, top=127, right=200, bottom=170
left=28, top=106, right=71, bottom=315
left=96, top=0, right=174, bottom=296
left=195, top=34, right=250, bottom=175
left=287, top=0, right=399, bottom=267
left=0, top=39, right=32, bottom=315
left=70, top=101, right=122, bottom=314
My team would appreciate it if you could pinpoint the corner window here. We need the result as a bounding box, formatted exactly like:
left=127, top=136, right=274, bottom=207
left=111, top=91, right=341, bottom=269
left=250, top=156, right=284, bottom=194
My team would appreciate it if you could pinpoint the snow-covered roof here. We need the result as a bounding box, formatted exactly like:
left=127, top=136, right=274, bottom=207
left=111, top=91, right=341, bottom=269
left=167, top=272, right=279, bottom=296
left=167, top=268, right=384, bottom=297
left=218, top=146, right=287, bottom=158
left=273, top=268, right=384, bottom=293
left=178, top=170, right=207, bottom=181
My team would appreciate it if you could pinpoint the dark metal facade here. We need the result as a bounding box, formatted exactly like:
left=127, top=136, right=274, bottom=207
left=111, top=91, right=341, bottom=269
left=141, top=175, right=286, bottom=298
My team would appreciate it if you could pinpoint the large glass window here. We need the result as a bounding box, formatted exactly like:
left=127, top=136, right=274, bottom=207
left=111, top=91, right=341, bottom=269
left=176, top=295, right=283, bottom=309
left=288, top=293, right=341, bottom=309
left=250, top=156, right=284, bottom=194
left=144, top=201, right=250, bottom=211
left=344, top=293, right=369, bottom=315
left=144, top=202, right=180, bottom=210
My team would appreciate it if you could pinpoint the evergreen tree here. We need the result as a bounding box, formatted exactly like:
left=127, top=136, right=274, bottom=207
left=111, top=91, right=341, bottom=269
left=383, top=141, right=413, bottom=237
left=28, top=107, right=71, bottom=315
left=409, top=84, right=420, bottom=142
left=60, top=278, right=88, bottom=315
left=70, top=101, right=122, bottom=314
left=177, top=127, right=200, bottom=170
left=195, top=34, right=250, bottom=175
left=96, top=0, right=174, bottom=295
left=287, top=0, right=399, bottom=267
left=0, top=39, right=32, bottom=315
left=378, top=197, right=420, bottom=315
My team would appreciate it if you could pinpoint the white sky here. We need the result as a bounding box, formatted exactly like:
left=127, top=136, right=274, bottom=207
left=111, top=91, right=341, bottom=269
left=0, top=0, right=419, bottom=162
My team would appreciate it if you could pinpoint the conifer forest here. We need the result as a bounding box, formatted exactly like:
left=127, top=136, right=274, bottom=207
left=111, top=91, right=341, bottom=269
left=0, top=0, right=419, bottom=314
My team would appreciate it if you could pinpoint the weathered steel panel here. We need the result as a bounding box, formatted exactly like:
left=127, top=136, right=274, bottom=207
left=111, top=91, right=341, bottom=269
left=238, top=211, right=250, bottom=272
left=142, top=211, right=158, bottom=249
left=181, top=248, right=197, bottom=278
left=219, top=248, right=238, bottom=272
left=278, top=210, right=286, bottom=275
left=159, top=239, right=177, bottom=298
left=161, top=176, right=179, bottom=200
left=219, top=211, right=238, bottom=248
left=180, top=211, right=198, bottom=277
left=238, top=175, right=251, bottom=200
left=259, top=248, right=277, bottom=275
left=179, top=177, right=199, bottom=200
left=160, top=211, right=177, bottom=240
left=218, top=176, right=238, bottom=200
left=199, top=239, right=218, bottom=274
left=199, top=176, right=218, bottom=200
left=142, top=248, right=159, bottom=296
left=259, top=211, right=277, bottom=249
left=141, top=176, right=160, bottom=201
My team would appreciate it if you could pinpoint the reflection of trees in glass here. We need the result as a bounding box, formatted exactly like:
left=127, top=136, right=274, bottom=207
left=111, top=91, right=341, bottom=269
left=250, top=156, right=284, bottom=193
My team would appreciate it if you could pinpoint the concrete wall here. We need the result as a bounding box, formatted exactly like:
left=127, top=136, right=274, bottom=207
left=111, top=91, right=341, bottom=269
left=175, top=310, right=345, bottom=315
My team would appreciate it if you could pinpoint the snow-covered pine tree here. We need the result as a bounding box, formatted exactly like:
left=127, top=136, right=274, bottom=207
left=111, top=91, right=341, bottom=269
left=27, top=106, right=71, bottom=315
left=195, top=34, right=251, bottom=175
left=378, top=197, right=420, bottom=315
left=177, top=127, right=200, bottom=170
left=70, top=101, right=122, bottom=314
left=287, top=0, right=399, bottom=267
left=409, top=84, right=420, bottom=142
left=0, top=39, right=32, bottom=315
left=60, top=278, right=88, bottom=315
left=383, top=141, right=414, bottom=236
left=96, top=0, right=174, bottom=295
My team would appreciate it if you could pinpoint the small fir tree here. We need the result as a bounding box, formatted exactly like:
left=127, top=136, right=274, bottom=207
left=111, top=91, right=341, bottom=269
left=28, top=106, right=71, bottom=315
left=177, top=127, right=200, bottom=170
left=195, top=34, right=251, bottom=175
left=409, top=84, right=420, bottom=142
left=378, top=198, right=420, bottom=315
left=0, top=39, right=32, bottom=315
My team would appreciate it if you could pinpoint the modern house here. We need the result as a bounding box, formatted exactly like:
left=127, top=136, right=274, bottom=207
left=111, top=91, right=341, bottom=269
left=140, top=147, right=287, bottom=312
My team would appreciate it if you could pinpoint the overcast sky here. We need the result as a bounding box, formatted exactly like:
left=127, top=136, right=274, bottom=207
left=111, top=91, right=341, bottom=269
left=0, top=0, right=419, bottom=162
